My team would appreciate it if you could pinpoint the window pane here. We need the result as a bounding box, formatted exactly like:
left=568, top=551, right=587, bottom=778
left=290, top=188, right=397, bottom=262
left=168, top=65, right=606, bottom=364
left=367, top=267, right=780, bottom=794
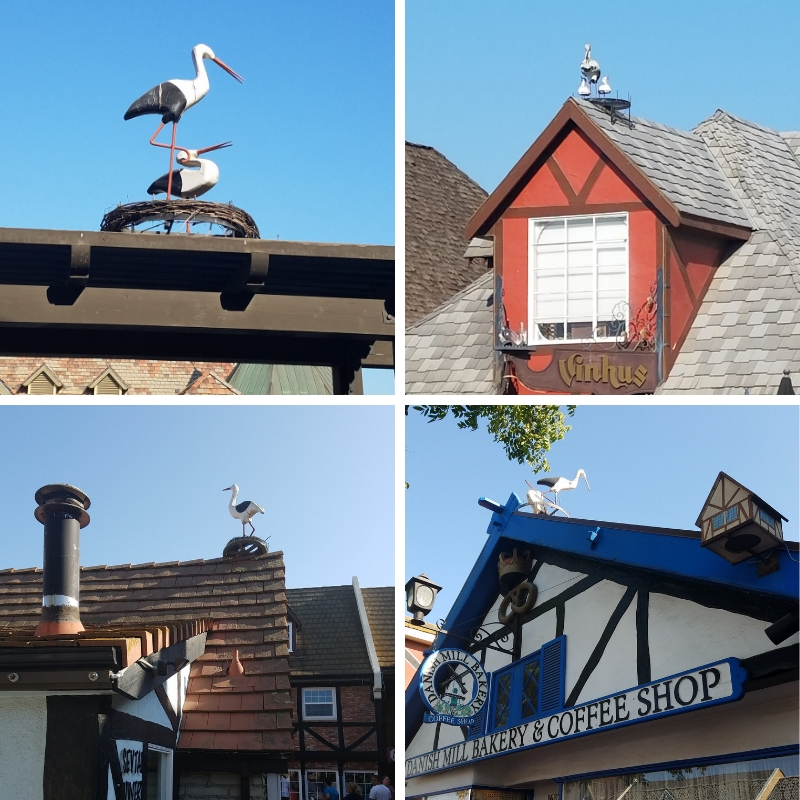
left=534, top=244, right=565, bottom=270
left=521, top=660, right=540, bottom=719
left=596, top=216, right=627, bottom=241
left=494, top=673, right=512, bottom=728
left=567, top=218, right=593, bottom=242
left=533, top=295, right=564, bottom=323
left=534, top=220, right=565, bottom=245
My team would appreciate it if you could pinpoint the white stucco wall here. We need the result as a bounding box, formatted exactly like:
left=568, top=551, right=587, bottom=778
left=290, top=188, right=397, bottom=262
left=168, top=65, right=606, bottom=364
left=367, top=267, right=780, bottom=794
left=0, top=695, right=47, bottom=800
left=112, top=686, right=173, bottom=729
left=648, top=593, right=799, bottom=680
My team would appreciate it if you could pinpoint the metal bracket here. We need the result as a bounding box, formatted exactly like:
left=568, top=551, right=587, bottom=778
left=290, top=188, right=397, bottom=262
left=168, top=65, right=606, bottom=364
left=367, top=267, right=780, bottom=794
left=247, top=252, right=269, bottom=292
left=69, top=243, right=91, bottom=288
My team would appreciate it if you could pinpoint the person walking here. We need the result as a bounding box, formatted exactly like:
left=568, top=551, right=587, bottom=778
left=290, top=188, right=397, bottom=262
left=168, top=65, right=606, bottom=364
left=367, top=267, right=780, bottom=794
left=344, top=783, right=363, bottom=800
left=323, top=778, right=340, bottom=800
left=368, top=775, right=391, bottom=800
left=382, top=777, right=395, bottom=800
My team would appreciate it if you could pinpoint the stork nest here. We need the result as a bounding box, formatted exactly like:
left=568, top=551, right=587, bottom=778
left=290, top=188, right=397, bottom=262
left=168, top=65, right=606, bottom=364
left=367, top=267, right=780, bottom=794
left=101, top=200, right=261, bottom=239
left=222, top=535, right=269, bottom=559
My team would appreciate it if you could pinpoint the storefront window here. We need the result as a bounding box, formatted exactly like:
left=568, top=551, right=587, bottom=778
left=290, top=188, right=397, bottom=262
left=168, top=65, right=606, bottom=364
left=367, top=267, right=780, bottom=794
left=562, top=754, right=799, bottom=800
left=306, top=770, right=338, bottom=800
left=344, top=771, right=377, bottom=799
left=145, top=746, right=173, bottom=800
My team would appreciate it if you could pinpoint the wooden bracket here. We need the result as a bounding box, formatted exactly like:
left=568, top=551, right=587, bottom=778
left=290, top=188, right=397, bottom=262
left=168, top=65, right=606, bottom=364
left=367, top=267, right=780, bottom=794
left=69, top=243, right=91, bottom=288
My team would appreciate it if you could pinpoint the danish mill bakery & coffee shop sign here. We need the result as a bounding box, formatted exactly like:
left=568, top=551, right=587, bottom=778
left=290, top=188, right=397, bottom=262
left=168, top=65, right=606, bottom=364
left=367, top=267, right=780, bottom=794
left=408, top=658, right=745, bottom=777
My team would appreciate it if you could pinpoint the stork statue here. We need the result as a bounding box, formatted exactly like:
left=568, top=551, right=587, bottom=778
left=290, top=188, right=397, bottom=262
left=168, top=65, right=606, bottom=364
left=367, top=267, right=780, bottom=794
left=147, top=142, right=232, bottom=199
left=537, top=469, right=590, bottom=507
left=223, top=484, right=264, bottom=535
left=519, top=480, right=569, bottom=517
left=580, top=44, right=601, bottom=85
left=125, top=44, right=244, bottom=200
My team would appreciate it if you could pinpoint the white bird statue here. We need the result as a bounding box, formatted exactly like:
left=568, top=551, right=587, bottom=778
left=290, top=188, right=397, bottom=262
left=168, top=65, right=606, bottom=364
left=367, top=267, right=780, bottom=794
left=147, top=143, right=231, bottom=199
left=223, top=484, right=264, bottom=535
left=578, top=77, right=591, bottom=98
left=519, top=480, right=569, bottom=517
left=598, top=76, right=611, bottom=96
left=580, top=44, right=601, bottom=84
left=536, top=469, right=590, bottom=507
left=125, top=44, right=244, bottom=199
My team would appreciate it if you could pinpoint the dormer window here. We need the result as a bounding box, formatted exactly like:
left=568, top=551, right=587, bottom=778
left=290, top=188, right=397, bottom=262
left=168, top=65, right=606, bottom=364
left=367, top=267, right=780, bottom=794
left=528, top=213, right=628, bottom=344
left=302, top=688, right=336, bottom=720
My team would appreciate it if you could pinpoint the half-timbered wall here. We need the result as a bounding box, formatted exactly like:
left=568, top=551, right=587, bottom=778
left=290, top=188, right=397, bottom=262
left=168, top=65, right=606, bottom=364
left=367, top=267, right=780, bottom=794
left=0, top=694, right=48, bottom=800
left=407, top=552, right=799, bottom=761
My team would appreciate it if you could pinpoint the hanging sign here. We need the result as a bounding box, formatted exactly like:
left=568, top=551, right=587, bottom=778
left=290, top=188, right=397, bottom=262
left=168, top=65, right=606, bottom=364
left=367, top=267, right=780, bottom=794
left=419, top=648, right=489, bottom=726
left=115, top=739, right=144, bottom=800
left=408, top=657, right=746, bottom=777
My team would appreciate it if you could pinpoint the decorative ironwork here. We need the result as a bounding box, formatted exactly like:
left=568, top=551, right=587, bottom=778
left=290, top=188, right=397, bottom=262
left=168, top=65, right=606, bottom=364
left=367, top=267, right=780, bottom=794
left=620, top=281, right=658, bottom=351
left=101, top=200, right=260, bottom=238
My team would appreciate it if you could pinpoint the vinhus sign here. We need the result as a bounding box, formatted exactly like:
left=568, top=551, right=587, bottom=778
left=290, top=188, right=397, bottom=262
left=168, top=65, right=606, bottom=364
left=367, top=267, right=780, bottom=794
left=419, top=648, right=489, bottom=726
left=407, top=658, right=746, bottom=777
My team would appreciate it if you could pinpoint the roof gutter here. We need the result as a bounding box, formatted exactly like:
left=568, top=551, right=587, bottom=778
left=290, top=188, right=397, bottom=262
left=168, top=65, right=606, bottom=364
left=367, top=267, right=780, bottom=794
left=352, top=576, right=382, bottom=700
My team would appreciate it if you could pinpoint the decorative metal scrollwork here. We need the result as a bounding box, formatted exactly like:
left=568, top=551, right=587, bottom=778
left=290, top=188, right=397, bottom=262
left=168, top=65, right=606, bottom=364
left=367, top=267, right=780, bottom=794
left=498, top=581, right=538, bottom=624
left=223, top=535, right=269, bottom=559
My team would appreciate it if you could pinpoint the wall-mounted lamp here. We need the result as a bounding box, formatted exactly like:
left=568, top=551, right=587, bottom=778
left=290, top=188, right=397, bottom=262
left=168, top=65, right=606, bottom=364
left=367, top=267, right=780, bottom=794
left=405, top=573, right=442, bottom=624
left=765, top=613, right=799, bottom=646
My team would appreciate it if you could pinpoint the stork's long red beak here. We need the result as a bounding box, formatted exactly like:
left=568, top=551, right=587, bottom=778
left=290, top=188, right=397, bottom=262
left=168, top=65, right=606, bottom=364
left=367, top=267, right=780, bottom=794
left=212, top=57, right=244, bottom=83
left=196, top=141, right=233, bottom=155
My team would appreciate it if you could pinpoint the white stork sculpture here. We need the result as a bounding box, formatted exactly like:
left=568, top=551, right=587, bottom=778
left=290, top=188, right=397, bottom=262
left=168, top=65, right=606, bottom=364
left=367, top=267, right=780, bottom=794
left=537, top=469, right=590, bottom=507
left=223, top=484, right=264, bottom=535
left=520, top=480, right=569, bottom=517
left=125, top=44, right=244, bottom=199
left=147, top=143, right=231, bottom=199
left=580, top=44, right=601, bottom=85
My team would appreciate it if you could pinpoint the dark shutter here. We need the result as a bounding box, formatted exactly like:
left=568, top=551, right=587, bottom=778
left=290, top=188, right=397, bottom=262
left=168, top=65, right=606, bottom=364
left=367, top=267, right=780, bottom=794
left=539, top=636, right=565, bottom=713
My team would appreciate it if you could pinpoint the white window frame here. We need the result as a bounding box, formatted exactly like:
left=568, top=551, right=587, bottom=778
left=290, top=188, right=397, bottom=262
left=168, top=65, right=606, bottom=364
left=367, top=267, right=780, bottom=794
left=305, top=770, right=339, bottom=800
left=147, top=744, right=173, bottom=800
left=288, top=621, right=294, bottom=653
left=527, top=212, right=629, bottom=345
left=302, top=687, right=337, bottom=720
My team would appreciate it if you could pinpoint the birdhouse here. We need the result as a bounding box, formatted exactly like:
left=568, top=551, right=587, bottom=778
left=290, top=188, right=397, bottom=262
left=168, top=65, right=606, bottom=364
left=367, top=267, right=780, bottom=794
left=696, top=472, right=787, bottom=565
left=405, top=573, right=442, bottom=623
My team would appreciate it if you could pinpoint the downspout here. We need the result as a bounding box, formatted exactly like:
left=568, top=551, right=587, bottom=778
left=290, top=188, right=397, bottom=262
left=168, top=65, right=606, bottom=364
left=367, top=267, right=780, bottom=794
left=352, top=577, right=382, bottom=700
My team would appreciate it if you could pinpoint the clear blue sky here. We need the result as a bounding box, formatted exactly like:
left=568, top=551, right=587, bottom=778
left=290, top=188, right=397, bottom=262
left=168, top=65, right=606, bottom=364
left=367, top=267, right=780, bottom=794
left=0, top=3, right=393, bottom=246
left=0, top=406, right=394, bottom=589
left=406, top=0, right=799, bottom=194
left=406, top=406, right=799, bottom=620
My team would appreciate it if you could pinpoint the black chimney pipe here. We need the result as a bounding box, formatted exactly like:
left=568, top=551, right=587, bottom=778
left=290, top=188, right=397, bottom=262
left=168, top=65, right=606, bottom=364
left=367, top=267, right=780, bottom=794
left=34, top=484, right=91, bottom=637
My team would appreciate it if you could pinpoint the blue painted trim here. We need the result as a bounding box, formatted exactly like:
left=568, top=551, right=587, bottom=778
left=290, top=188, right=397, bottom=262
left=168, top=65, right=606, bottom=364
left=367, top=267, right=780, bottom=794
left=553, top=744, right=799, bottom=782
left=406, top=657, right=748, bottom=778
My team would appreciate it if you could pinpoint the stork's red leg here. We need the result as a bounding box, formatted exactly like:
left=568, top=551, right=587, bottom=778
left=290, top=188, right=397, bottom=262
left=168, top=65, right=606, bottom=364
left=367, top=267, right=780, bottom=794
left=166, top=122, right=178, bottom=200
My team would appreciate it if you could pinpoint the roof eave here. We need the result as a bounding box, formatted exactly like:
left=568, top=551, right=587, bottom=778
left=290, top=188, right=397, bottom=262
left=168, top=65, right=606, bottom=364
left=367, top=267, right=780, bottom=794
left=466, top=97, right=682, bottom=239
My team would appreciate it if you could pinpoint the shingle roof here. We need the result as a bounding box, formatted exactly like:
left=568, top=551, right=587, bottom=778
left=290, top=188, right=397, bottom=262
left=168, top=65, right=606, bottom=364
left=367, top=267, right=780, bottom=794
left=578, top=99, right=753, bottom=229
left=0, top=552, right=293, bottom=752
left=361, top=587, right=394, bottom=670
left=286, top=585, right=372, bottom=677
left=406, top=142, right=491, bottom=326
left=658, top=112, right=800, bottom=394
left=405, top=272, right=496, bottom=394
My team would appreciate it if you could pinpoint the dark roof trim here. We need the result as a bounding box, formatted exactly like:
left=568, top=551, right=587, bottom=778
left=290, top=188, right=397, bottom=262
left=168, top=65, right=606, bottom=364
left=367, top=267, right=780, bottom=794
left=467, top=98, right=680, bottom=238
left=467, top=98, right=752, bottom=242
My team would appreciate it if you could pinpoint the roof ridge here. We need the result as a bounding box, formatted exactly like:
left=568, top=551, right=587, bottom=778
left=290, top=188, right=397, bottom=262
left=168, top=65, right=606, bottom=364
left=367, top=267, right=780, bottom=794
left=405, top=141, right=488, bottom=195
left=0, top=550, right=284, bottom=575
left=407, top=270, right=493, bottom=332
left=695, top=109, right=781, bottom=137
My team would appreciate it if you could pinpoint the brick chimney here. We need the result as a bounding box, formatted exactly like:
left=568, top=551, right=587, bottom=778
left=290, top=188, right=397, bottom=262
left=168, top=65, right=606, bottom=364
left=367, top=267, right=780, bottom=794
left=33, top=484, right=91, bottom=637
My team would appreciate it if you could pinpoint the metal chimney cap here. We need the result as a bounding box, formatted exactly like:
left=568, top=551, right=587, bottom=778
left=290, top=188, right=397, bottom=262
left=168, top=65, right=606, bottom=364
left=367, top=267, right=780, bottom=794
left=34, top=484, right=91, bottom=527
left=34, top=484, right=91, bottom=509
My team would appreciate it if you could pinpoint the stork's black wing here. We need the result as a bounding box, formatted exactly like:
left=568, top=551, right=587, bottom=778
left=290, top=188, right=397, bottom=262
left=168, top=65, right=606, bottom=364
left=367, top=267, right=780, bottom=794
left=537, top=477, right=558, bottom=488
left=124, top=81, right=188, bottom=123
left=235, top=500, right=252, bottom=514
left=146, top=169, right=183, bottom=197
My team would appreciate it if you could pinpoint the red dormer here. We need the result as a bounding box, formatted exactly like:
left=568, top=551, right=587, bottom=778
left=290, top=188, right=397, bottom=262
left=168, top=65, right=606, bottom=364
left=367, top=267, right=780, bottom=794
left=466, top=97, right=753, bottom=394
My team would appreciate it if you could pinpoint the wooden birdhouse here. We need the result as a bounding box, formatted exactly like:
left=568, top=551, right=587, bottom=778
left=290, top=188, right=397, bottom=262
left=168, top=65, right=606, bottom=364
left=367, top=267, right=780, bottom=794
left=696, top=472, right=787, bottom=565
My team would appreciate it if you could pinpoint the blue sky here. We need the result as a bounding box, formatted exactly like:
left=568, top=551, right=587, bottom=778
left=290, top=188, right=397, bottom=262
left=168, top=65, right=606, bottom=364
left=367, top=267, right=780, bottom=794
left=0, top=406, right=394, bottom=589
left=406, top=406, right=799, bottom=620
left=406, top=0, right=799, bottom=194
left=0, top=3, right=393, bottom=246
